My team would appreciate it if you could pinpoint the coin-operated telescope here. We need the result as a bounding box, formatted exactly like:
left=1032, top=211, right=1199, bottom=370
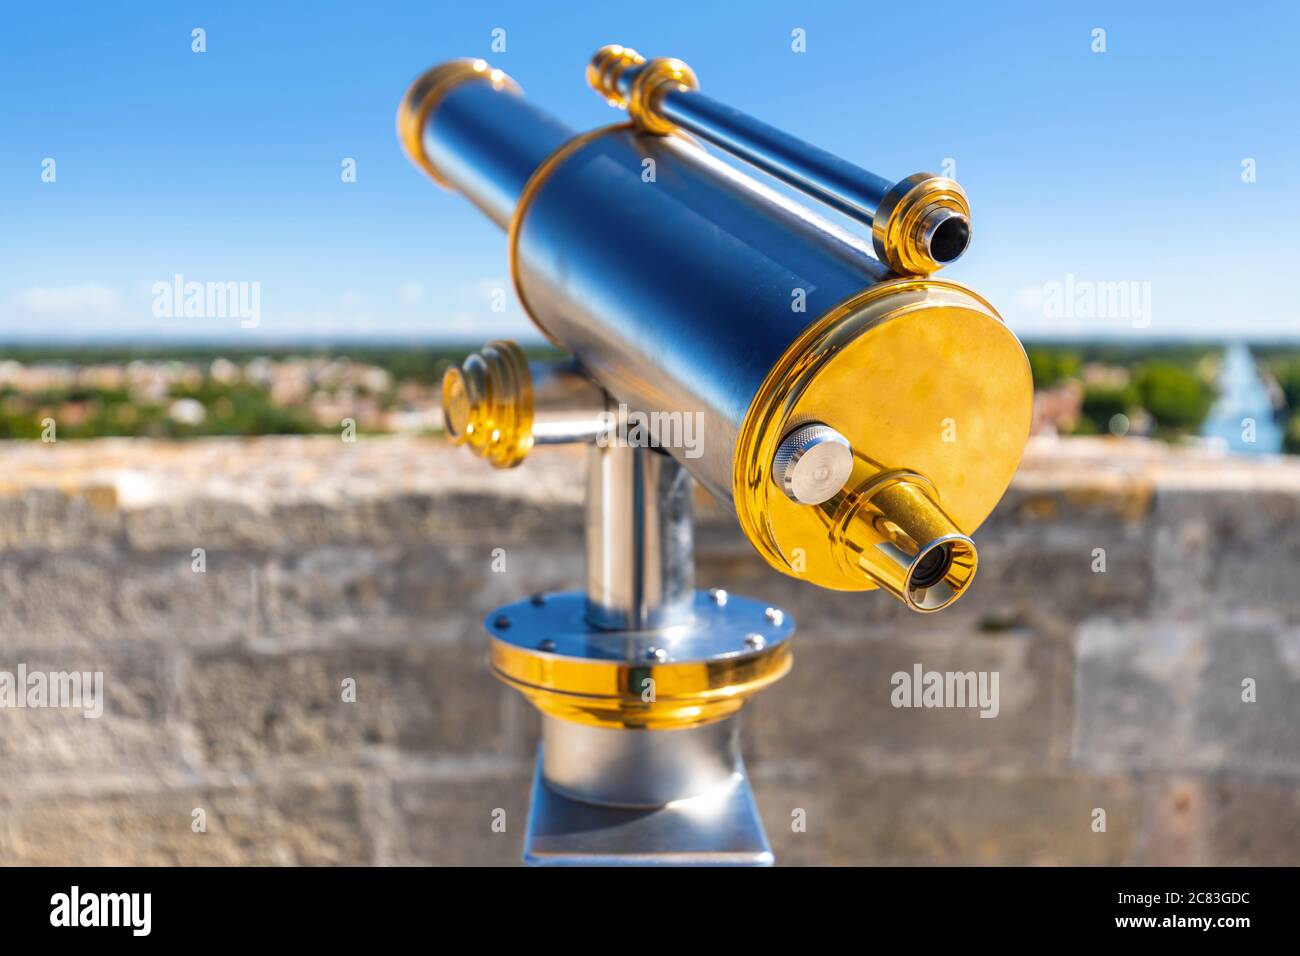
left=399, top=46, right=1032, bottom=864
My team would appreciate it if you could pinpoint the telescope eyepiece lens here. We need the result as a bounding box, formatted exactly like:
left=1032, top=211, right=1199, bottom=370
left=928, top=215, right=970, bottom=264
left=910, top=542, right=953, bottom=590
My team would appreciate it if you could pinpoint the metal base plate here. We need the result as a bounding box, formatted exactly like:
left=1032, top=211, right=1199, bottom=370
left=523, top=747, right=774, bottom=866
left=488, top=589, right=793, bottom=664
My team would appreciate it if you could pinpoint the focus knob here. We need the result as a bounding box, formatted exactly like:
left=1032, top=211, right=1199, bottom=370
left=771, top=423, right=853, bottom=505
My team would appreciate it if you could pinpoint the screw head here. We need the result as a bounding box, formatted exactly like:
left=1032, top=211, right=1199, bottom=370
left=772, top=423, right=853, bottom=505
left=744, top=633, right=766, bottom=650
left=764, top=607, right=785, bottom=626
left=493, top=614, right=511, bottom=629
left=708, top=587, right=729, bottom=606
left=530, top=593, right=546, bottom=607
left=645, top=646, right=669, bottom=663
left=538, top=638, right=556, bottom=652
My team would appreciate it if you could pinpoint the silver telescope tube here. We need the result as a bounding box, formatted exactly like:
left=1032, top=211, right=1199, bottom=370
left=658, top=89, right=897, bottom=225
left=398, top=54, right=1033, bottom=605
left=509, top=126, right=893, bottom=502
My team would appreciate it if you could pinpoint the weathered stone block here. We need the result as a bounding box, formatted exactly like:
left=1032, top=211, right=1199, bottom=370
left=1200, top=775, right=1300, bottom=866
left=1195, top=619, right=1300, bottom=776
left=2, top=776, right=369, bottom=865
left=389, top=765, right=532, bottom=866
left=0, top=643, right=177, bottom=775
left=0, top=550, right=123, bottom=647
left=180, top=642, right=526, bottom=767
left=748, top=622, right=1071, bottom=771
left=1072, top=619, right=1202, bottom=772
left=753, top=765, right=1137, bottom=865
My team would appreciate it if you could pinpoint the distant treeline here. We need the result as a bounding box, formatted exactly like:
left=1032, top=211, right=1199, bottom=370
left=0, top=343, right=567, bottom=385
left=1, top=341, right=1299, bottom=452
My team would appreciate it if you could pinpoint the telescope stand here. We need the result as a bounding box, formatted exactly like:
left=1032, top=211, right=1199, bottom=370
left=409, top=44, right=1034, bottom=864
left=483, top=441, right=793, bottom=866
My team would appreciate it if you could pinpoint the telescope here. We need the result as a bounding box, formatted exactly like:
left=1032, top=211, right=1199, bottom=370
left=398, top=46, right=1033, bottom=864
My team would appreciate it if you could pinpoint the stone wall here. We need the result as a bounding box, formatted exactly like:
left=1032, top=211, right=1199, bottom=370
left=0, top=435, right=1297, bottom=865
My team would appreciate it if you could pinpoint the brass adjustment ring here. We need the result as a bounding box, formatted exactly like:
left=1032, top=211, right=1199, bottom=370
left=627, top=57, right=699, bottom=135
left=506, top=123, right=636, bottom=346
left=586, top=44, right=647, bottom=109
left=441, top=339, right=534, bottom=468
left=486, top=591, right=794, bottom=730
left=396, top=58, right=521, bottom=188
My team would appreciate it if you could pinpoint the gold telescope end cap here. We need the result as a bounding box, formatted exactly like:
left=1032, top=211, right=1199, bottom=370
left=397, top=58, right=520, bottom=188
left=873, top=174, right=971, bottom=276
left=733, top=278, right=1033, bottom=604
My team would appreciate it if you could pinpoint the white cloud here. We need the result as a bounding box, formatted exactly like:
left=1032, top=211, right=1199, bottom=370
left=16, top=284, right=119, bottom=315
left=0, top=276, right=547, bottom=341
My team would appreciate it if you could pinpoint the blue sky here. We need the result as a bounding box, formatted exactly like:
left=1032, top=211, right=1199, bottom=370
left=2, top=0, right=1296, bottom=343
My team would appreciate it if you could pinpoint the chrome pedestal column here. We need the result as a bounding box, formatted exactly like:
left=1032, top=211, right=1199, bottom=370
left=493, top=441, right=784, bottom=866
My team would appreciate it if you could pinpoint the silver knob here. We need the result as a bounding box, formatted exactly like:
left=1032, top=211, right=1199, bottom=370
left=772, top=423, right=853, bottom=505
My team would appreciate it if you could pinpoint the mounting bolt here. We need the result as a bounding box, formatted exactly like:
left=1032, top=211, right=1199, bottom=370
left=744, top=633, right=766, bottom=650
left=764, top=607, right=785, bottom=626
left=493, top=614, right=511, bottom=629
left=538, top=638, right=556, bottom=652
left=708, top=587, right=728, bottom=606
left=645, top=646, right=669, bottom=662
left=772, top=422, right=853, bottom=505
left=530, top=593, right=546, bottom=607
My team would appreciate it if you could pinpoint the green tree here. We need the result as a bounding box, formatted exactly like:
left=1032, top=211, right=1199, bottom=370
left=1133, top=361, right=1215, bottom=433
left=1027, top=348, right=1081, bottom=389
left=1078, top=383, right=1138, bottom=435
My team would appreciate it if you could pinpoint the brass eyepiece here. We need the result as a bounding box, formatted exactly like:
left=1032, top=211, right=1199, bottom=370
left=919, top=206, right=971, bottom=266
left=830, top=471, right=978, bottom=612
left=872, top=174, right=972, bottom=276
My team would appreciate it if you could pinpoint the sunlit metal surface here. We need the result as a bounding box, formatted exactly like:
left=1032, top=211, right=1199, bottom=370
left=512, top=127, right=894, bottom=502
left=524, top=750, right=773, bottom=866
left=585, top=444, right=695, bottom=630
left=541, top=713, right=739, bottom=808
